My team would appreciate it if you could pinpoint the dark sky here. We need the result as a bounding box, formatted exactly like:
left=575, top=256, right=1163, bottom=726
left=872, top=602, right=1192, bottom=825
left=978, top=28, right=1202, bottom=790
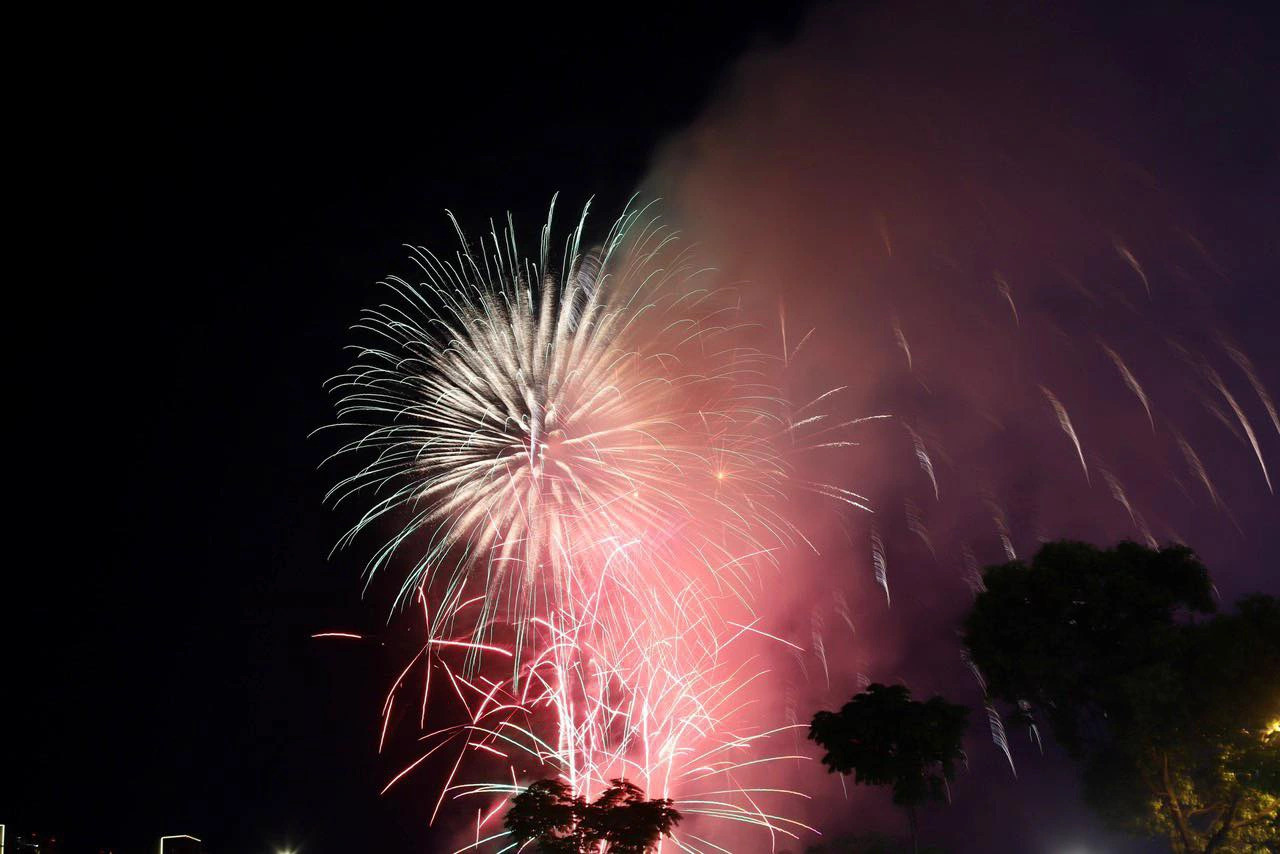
left=6, top=3, right=1276, bottom=853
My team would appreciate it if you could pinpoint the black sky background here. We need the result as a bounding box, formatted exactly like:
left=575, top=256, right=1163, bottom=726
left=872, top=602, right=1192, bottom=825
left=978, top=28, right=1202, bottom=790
left=6, top=3, right=1276, bottom=853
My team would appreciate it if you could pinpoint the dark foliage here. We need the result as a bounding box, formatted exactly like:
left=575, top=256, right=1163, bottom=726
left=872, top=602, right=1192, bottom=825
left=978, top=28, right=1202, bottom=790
left=504, top=777, right=681, bottom=853
left=964, top=540, right=1279, bottom=852
left=964, top=540, right=1214, bottom=755
left=810, top=683, right=968, bottom=852
left=504, top=779, right=586, bottom=853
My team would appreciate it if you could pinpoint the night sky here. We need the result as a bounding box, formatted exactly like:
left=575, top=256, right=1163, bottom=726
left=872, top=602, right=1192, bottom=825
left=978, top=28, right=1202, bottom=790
left=6, top=3, right=1276, bottom=853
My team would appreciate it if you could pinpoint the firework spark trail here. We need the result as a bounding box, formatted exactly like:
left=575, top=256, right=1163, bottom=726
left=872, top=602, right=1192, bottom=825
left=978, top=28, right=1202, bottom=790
left=903, top=499, right=935, bottom=558
left=1018, top=700, right=1043, bottom=755
left=1203, top=366, right=1273, bottom=493
left=1100, top=468, right=1157, bottom=549
left=892, top=316, right=912, bottom=370
left=902, top=423, right=939, bottom=500
left=833, top=592, right=856, bottom=638
left=1099, top=341, right=1155, bottom=431
left=780, top=305, right=817, bottom=367
left=870, top=529, right=890, bottom=608
left=982, top=494, right=1016, bottom=561
left=1039, top=386, right=1090, bottom=484
left=994, top=273, right=1019, bottom=327
left=1174, top=431, right=1224, bottom=509
left=985, top=701, right=1017, bottom=778
left=960, top=545, right=986, bottom=595
left=811, top=611, right=830, bottom=690
left=1112, top=238, right=1150, bottom=296
left=958, top=650, right=1016, bottom=775
left=1222, top=341, right=1280, bottom=438
left=960, top=649, right=986, bottom=695
left=1202, top=397, right=1248, bottom=446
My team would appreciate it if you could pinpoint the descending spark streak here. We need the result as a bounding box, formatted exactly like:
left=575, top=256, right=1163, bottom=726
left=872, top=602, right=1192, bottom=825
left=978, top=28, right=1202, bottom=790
left=902, top=423, right=940, bottom=500
left=960, top=651, right=1015, bottom=774
left=780, top=302, right=789, bottom=367
left=1099, top=341, right=1155, bottom=430
left=1174, top=431, right=1222, bottom=507
left=1018, top=700, right=1043, bottom=754
left=727, top=620, right=806, bottom=652
left=811, top=611, right=830, bottom=689
left=1100, top=468, right=1157, bottom=548
left=1113, top=238, right=1150, bottom=296
left=985, top=700, right=1017, bottom=777
left=903, top=499, right=935, bottom=558
left=870, top=529, right=890, bottom=608
left=1039, top=386, right=1090, bottom=484
left=1204, top=367, right=1273, bottom=493
left=983, top=495, right=1016, bottom=561
left=960, top=649, right=987, bottom=695
left=994, top=273, right=1019, bottom=327
left=789, top=327, right=816, bottom=364
left=1222, top=341, right=1280, bottom=438
left=877, top=212, right=893, bottom=256
left=1203, top=397, right=1248, bottom=446
left=833, top=592, right=856, bottom=637
left=959, top=545, right=985, bottom=595
left=892, top=316, right=913, bottom=370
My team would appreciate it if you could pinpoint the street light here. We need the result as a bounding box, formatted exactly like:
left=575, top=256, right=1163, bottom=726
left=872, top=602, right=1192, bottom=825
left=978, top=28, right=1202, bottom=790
left=159, top=834, right=202, bottom=854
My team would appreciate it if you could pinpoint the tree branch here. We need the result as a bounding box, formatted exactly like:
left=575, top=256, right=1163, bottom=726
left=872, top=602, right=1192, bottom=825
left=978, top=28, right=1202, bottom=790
left=1160, top=751, right=1197, bottom=854
left=1202, top=787, right=1242, bottom=854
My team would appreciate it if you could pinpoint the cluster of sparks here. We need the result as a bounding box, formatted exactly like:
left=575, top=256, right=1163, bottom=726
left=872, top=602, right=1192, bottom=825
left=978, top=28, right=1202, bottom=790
left=322, top=200, right=875, bottom=851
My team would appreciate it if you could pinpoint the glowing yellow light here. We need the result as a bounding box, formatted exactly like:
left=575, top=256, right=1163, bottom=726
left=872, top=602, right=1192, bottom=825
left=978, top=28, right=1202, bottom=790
left=715, top=471, right=726, bottom=481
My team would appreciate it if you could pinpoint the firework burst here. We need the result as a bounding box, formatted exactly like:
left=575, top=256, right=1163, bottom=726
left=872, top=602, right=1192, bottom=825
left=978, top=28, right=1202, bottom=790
left=325, top=199, right=821, bottom=655
left=322, top=199, right=876, bottom=850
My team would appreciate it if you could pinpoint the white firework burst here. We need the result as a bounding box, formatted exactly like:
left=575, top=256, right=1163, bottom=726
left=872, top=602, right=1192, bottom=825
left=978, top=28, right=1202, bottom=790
left=323, top=199, right=810, bottom=650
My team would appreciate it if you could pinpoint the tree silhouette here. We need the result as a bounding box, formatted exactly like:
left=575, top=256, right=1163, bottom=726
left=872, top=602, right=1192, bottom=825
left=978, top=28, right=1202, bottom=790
left=582, top=779, right=681, bottom=853
left=809, top=683, right=968, bottom=853
left=964, top=540, right=1280, bottom=852
left=504, top=779, right=587, bottom=853
left=504, top=777, right=681, bottom=853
